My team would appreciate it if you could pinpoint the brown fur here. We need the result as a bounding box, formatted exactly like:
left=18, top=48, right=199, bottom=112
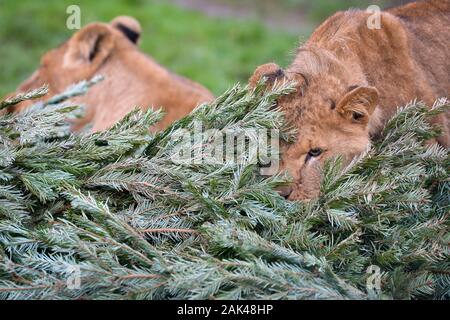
left=3, top=16, right=214, bottom=132
left=249, top=0, right=450, bottom=200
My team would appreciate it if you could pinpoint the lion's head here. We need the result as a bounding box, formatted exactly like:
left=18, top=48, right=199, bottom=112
left=6, top=16, right=213, bottom=132
left=250, top=48, right=380, bottom=200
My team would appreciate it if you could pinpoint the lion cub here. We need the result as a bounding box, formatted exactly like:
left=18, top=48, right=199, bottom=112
left=5, top=16, right=214, bottom=132
left=250, top=0, right=450, bottom=200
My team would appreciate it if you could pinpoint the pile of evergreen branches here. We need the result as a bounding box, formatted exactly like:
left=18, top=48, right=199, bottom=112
left=0, top=79, right=448, bottom=299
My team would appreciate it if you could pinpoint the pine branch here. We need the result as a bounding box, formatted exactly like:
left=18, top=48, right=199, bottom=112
left=0, top=79, right=448, bottom=299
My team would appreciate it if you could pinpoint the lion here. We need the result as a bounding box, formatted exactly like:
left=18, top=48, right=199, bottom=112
left=249, top=0, right=450, bottom=200
left=3, top=16, right=214, bottom=132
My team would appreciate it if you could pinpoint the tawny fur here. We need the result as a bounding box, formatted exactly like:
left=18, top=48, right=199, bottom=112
left=3, top=16, right=214, bottom=132
left=250, top=0, right=450, bottom=200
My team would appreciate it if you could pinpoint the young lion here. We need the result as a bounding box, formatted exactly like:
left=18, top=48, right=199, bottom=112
left=4, top=16, right=214, bottom=132
left=249, top=0, right=450, bottom=200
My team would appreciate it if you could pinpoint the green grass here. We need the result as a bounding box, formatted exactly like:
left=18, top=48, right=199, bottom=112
left=0, top=0, right=301, bottom=97
left=280, top=0, right=390, bottom=21
left=217, top=0, right=392, bottom=23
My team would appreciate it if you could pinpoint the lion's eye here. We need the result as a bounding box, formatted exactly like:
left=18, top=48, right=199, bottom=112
left=308, top=148, right=323, bottom=157
left=305, top=148, right=323, bottom=163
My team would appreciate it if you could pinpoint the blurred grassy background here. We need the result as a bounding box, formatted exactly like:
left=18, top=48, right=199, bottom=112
left=0, top=0, right=405, bottom=97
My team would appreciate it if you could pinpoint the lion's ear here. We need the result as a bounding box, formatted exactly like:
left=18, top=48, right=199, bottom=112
left=110, top=16, right=141, bottom=44
left=336, top=86, right=379, bottom=124
left=249, top=63, right=286, bottom=88
left=64, top=23, right=114, bottom=69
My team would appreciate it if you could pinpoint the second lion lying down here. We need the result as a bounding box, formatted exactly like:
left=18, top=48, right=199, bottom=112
left=4, top=16, right=214, bottom=132
left=250, top=0, right=450, bottom=200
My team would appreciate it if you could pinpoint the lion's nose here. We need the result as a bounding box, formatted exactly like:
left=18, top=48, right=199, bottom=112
left=10, top=100, right=34, bottom=113
left=277, top=186, right=293, bottom=199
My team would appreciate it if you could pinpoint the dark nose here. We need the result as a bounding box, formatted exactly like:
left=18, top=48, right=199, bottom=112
left=277, top=186, right=293, bottom=199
